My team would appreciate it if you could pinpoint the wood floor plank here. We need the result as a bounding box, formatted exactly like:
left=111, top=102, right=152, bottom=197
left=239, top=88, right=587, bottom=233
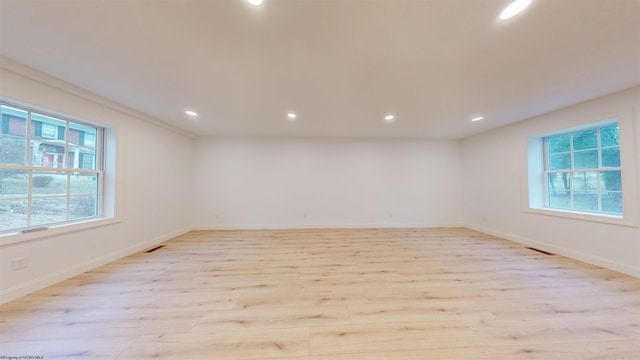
left=309, top=321, right=484, bottom=355
left=119, top=328, right=310, bottom=359
left=1, top=227, right=638, bottom=359
left=471, top=340, right=640, bottom=359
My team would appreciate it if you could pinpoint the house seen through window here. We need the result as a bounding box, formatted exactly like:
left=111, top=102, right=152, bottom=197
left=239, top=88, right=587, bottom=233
left=0, top=103, right=105, bottom=233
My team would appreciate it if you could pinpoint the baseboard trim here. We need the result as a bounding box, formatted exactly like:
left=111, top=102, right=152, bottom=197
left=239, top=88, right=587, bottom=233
left=464, top=223, right=640, bottom=278
left=193, top=222, right=462, bottom=231
left=0, top=226, right=193, bottom=305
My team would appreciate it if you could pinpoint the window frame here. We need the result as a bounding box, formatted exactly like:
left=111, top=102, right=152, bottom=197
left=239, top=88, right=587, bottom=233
left=541, top=122, right=622, bottom=215
left=0, top=101, right=113, bottom=239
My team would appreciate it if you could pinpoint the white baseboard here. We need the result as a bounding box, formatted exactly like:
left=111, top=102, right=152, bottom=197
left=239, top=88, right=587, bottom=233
left=193, top=222, right=463, bottom=231
left=0, top=226, right=193, bottom=305
left=464, top=223, right=640, bottom=278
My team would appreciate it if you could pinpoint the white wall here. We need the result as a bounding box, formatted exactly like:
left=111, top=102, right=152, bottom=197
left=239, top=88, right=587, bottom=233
left=0, top=65, right=195, bottom=303
left=462, top=87, right=640, bottom=277
left=194, top=137, right=462, bottom=229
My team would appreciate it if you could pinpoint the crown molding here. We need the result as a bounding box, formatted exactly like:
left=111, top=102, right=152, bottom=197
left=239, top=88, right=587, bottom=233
left=0, top=56, right=196, bottom=139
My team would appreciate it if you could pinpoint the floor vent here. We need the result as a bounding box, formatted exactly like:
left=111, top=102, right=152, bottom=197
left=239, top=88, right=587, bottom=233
left=144, top=245, right=166, bottom=253
left=528, top=247, right=554, bottom=256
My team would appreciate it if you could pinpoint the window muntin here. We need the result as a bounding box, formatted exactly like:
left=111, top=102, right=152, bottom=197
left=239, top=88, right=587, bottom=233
left=544, top=122, right=622, bottom=216
left=0, top=103, right=104, bottom=233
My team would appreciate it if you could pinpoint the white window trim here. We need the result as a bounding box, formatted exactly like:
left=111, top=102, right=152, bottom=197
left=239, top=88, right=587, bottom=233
left=0, top=217, right=121, bottom=246
left=523, top=109, right=639, bottom=227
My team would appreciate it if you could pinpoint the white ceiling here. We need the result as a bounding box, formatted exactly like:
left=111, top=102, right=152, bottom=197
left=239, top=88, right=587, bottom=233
left=1, top=0, right=639, bottom=139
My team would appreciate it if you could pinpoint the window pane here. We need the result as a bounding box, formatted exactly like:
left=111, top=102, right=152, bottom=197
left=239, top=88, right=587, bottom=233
left=573, top=192, right=598, bottom=212
left=549, top=134, right=570, bottom=153
left=68, top=123, right=97, bottom=169
left=29, top=141, right=66, bottom=168
left=0, top=136, right=26, bottom=165
left=0, top=170, right=28, bottom=197
left=572, top=129, right=597, bottom=150
left=571, top=172, right=597, bottom=191
left=68, top=122, right=97, bottom=148
left=67, top=150, right=96, bottom=170
left=548, top=173, right=570, bottom=192
left=0, top=199, right=27, bottom=231
left=70, top=195, right=97, bottom=219
left=32, top=172, right=67, bottom=196
left=83, top=128, right=97, bottom=148
left=67, top=148, right=96, bottom=170
left=550, top=153, right=570, bottom=170
left=31, top=197, right=67, bottom=226
left=574, top=150, right=598, bottom=169
left=600, top=124, right=619, bottom=147
left=602, top=192, right=623, bottom=214
left=600, top=171, right=621, bottom=191
left=68, top=128, right=81, bottom=146
left=549, top=191, right=570, bottom=209
left=81, top=152, right=96, bottom=170
left=1, top=105, right=28, bottom=137
left=70, top=173, right=98, bottom=195
left=67, top=151, right=75, bottom=168
left=602, top=147, right=620, bottom=167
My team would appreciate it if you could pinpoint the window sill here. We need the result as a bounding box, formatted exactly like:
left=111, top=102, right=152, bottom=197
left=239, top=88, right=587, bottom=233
left=524, top=207, right=637, bottom=227
left=0, top=217, right=121, bottom=246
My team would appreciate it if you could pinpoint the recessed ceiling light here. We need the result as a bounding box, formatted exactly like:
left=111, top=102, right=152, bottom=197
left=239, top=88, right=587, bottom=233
left=185, top=110, right=198, bottom=117
left=500, top=0, right=532, bottom=20
left=287, top=113, right=297, bottom=120
left=384, top=114, right=396, bottom=123
left=247, top=0, right=263, bottom=6
left=471, top=116, right=484, bottom=122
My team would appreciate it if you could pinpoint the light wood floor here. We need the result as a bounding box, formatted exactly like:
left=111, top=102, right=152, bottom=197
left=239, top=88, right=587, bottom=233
left=1, top=228, right=639, bottom=359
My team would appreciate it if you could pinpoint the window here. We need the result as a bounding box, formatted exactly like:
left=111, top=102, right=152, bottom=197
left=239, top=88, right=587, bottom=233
left=529, top=119, right=623, bottom=218
left=545, top=123, right=622, bottom=215
left=0, top=102, right=104, bottom=233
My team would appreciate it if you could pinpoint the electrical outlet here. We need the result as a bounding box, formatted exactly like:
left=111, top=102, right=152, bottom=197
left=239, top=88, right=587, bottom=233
left=11, top=257, right=28, bottom=271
